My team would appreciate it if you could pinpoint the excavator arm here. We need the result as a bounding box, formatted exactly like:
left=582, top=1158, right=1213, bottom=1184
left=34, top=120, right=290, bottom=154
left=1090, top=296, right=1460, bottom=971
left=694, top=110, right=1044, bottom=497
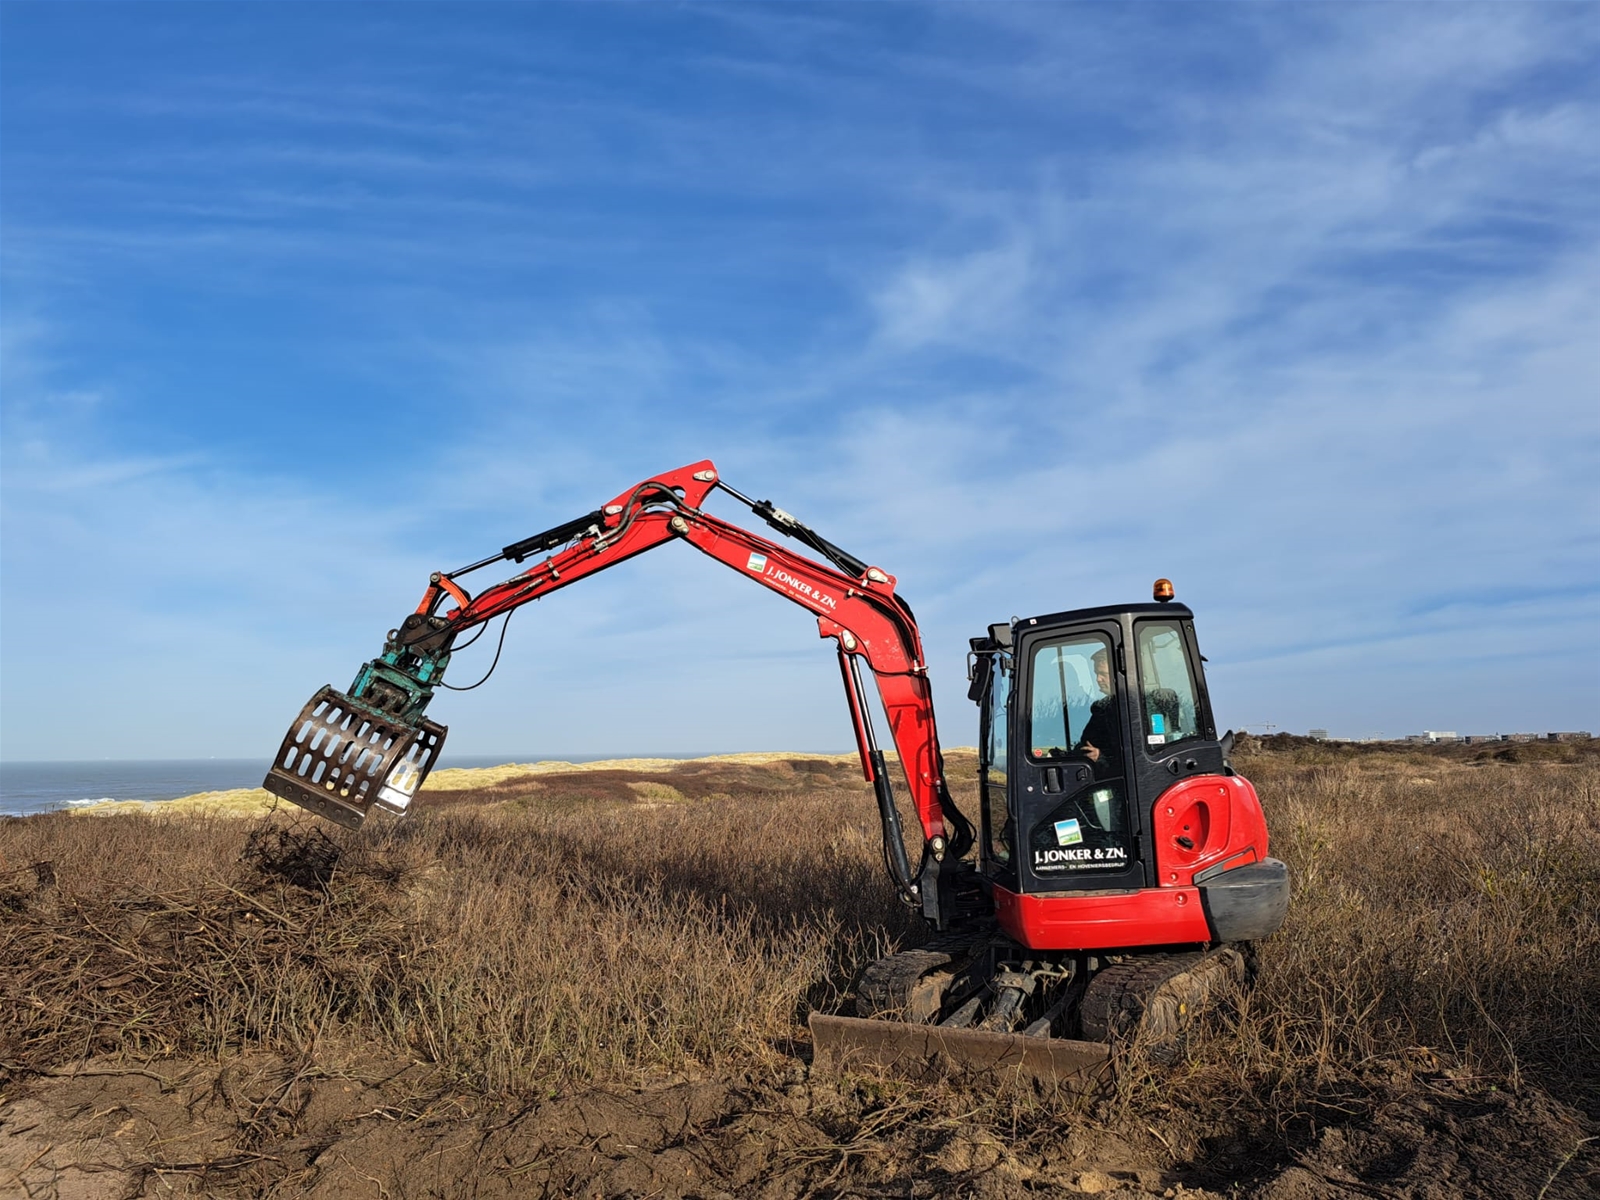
left=263, top=460, right=975, bottom=925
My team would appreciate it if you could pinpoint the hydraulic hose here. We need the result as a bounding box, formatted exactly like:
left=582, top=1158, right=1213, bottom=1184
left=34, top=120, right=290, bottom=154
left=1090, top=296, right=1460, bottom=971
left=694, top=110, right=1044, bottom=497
left=869, top=748, right=920, bottom=905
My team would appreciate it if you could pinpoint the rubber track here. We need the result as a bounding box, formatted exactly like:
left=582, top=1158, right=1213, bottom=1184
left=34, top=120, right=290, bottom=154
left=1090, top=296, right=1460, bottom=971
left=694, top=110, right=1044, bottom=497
left=1078, top=951, right=1208, bottom=1042
left=855, top=950, right=953, bottom=1018
left=854, top=934, right=986, bottom=1020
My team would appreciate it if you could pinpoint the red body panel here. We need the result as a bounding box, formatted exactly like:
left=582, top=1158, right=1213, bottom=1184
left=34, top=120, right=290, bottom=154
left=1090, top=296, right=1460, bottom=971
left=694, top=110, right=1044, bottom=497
left=996, top=773, right=1271, bottom=951
left=992, top=883, right=1212, bottom=950
left=1149, top=774, right=1269, bottom=887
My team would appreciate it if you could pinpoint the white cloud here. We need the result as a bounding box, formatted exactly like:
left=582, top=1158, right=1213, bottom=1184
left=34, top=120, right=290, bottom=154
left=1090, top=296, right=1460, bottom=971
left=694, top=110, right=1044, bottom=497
left=872, top=239, right=1034, bottom=350
left=3, top=2, right=1595, bottom=760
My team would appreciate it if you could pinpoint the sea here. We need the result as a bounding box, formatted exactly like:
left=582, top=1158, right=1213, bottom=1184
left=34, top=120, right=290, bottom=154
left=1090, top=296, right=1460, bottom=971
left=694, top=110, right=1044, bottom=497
left=0, top=754, right=712, bottom=818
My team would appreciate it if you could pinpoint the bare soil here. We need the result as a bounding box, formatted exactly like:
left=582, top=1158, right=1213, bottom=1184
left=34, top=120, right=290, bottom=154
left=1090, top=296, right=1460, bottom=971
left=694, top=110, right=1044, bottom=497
left=3, top=740, right=1597, bottom=1198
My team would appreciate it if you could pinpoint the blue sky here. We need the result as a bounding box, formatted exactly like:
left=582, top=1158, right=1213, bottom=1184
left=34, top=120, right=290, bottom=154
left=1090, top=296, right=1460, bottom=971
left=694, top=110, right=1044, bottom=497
left=3, top=2, right=1596, bottom=761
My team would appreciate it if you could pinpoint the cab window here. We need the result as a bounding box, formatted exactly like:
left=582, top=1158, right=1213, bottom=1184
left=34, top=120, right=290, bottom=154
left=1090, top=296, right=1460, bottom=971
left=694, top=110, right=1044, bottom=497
left=1134, top=621, right=1202, bottom=751
left=982, top=654, right=1011, bottom=864
left=1027, top=632, right=1115, bottom=762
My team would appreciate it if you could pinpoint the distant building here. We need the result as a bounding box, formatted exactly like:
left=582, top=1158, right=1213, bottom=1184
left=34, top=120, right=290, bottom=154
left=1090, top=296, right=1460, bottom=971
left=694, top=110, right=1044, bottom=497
left=1504, top=733, right=1540, bottom=742
left=1548, top=731, right=1593, bottom=742
left=1308, top=729, right=1329, bottom=740
left=1462, top=735, right=1502, bottom=745
left=1409, top=731, right=1459, bottom=744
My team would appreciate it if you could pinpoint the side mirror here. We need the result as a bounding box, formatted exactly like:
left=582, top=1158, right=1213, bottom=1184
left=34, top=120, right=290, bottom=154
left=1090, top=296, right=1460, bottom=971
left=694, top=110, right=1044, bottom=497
left=967, top=654, right=994, bottom=703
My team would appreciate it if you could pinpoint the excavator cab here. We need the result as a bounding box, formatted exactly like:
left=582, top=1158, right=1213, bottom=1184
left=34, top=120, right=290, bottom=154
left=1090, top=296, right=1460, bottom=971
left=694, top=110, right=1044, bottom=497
left=973, top=601, right=1219, bottom=891
left=967, top=587, right=1286, bottom=954
left=820, top=592, right=1286, bottom=1081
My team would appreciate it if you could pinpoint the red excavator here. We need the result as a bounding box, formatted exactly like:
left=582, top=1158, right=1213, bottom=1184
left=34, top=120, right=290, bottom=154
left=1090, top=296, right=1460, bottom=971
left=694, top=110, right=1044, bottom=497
left=263, top=460, right=1289, bottom=1080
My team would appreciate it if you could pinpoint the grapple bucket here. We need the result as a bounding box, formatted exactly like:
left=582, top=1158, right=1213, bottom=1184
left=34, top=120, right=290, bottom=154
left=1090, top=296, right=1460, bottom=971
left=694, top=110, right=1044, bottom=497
left=262, top=685, right=446, bottom=829
left=808, top=1013, right=1108, bottom=1087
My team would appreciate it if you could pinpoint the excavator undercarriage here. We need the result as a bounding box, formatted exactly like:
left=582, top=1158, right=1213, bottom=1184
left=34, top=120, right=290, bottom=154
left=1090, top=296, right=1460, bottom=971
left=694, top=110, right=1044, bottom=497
left=811, top=934, right=1249, bottom=1084
left=261, top=459, right=1288, bottom=1085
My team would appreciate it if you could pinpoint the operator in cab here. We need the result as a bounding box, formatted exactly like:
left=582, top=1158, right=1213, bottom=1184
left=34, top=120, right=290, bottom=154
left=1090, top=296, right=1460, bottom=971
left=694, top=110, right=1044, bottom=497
left=1075, top=649, right=1122, bottom=779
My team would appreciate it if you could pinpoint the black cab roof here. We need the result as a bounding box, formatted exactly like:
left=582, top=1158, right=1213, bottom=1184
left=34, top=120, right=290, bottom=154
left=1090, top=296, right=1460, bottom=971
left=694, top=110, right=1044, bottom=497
left=1017, top=601, right=1194, bottom=630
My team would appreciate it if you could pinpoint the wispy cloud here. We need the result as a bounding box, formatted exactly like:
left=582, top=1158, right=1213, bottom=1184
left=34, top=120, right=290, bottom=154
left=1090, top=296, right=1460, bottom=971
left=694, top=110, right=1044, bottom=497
left=2, top=2, right=1594, bottom=756
left=871, top=238, right=1034, bottom=351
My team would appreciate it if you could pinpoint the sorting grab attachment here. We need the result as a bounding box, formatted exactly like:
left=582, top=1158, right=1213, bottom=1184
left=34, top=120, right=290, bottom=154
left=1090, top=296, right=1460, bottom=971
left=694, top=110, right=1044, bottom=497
left=261, top=685, right=446, bottom=828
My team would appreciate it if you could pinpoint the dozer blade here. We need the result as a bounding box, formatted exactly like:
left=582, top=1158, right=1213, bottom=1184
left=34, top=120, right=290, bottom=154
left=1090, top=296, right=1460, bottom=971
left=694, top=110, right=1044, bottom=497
left=808, top=1013, right=1109, bottom=1088
left=262, top=685, right=446, bottom=829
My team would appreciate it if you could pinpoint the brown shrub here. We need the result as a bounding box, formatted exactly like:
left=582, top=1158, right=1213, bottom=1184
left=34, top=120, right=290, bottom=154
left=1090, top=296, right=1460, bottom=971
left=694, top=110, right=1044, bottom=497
left=1113, top=745, right=1600, bottom=1164
left=2, top=744, right=1595, bottom=1175
left=0, top=775, right=917, bottom=1096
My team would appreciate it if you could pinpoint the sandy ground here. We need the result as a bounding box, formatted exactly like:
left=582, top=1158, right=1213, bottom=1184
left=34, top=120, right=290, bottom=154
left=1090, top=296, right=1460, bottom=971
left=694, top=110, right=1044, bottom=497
left=4, top=1051, right=1593, bottom=1199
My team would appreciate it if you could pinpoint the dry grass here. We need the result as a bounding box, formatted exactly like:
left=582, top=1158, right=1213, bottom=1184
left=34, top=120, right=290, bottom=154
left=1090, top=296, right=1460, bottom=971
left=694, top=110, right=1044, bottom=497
left=1237, top=737, right=1599, bottom=1102
left=3, top=741, right=1597, bottom=1196
left=1, top=763, right=915, bottom=1095
left=1102, top=737, right=1600, bottom=1174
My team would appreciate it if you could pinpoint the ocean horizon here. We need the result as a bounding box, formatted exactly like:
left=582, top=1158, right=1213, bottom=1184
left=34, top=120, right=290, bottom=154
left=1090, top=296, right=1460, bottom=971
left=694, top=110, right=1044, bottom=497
left=0, top=753, right=725, bottom=817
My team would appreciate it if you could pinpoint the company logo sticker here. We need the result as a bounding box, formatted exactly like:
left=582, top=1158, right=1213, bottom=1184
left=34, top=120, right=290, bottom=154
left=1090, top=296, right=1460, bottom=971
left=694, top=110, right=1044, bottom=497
left=746, top=553, right=768, bottom=573
left=1034, top=843, right=1128, bottom=871
left=1053, top=818, right=1083, bottom=846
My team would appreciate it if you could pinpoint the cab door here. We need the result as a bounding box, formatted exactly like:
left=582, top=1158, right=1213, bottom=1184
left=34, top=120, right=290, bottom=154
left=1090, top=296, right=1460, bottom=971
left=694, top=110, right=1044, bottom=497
left=1012, top=622, right=1144, bottom=893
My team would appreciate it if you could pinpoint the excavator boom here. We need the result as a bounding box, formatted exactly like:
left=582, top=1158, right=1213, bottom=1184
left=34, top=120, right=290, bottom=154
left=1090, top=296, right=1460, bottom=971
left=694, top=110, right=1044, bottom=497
left=264, top=460, right=973, bottom=921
